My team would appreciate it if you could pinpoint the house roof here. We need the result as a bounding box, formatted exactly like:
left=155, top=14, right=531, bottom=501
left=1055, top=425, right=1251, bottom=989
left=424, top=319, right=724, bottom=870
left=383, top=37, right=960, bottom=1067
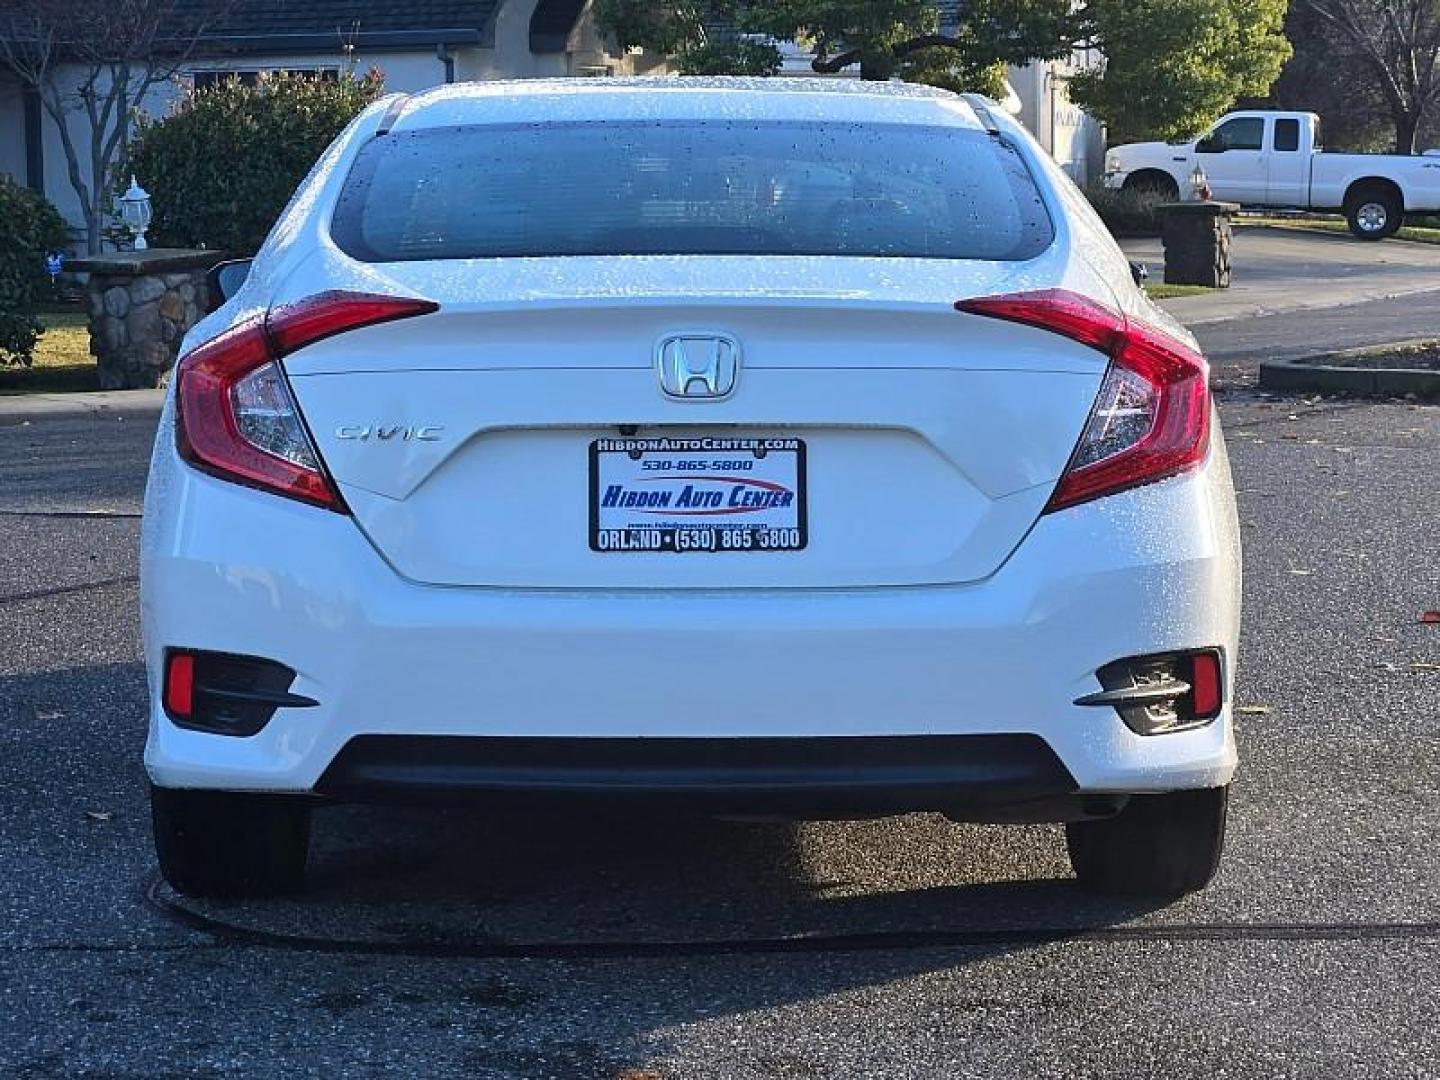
left=173, top=0, right=502, bottom=53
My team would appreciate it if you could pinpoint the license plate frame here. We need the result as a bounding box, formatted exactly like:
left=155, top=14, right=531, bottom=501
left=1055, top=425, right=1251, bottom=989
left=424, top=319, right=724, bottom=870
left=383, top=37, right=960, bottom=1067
left=589, top=436, right=808, bottom=554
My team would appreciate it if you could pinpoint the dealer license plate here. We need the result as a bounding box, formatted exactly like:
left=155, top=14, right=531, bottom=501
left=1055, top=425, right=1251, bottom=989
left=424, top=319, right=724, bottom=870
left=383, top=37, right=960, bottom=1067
left=590, top=436, right=807, bottom=554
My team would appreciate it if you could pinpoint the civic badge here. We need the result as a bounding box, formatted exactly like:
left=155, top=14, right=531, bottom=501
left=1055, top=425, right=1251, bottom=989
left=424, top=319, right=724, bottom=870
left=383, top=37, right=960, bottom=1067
left=655, top=333, right=740, bottom=400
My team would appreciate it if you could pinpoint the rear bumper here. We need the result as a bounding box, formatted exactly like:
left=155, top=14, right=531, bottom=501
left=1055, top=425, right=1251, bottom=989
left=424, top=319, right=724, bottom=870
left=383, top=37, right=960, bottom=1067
left=142, top=406, right=1242, bottom=801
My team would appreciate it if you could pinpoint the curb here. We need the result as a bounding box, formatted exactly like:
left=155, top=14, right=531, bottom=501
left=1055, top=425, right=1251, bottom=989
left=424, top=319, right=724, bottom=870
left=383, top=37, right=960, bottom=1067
left=1259, top=340, right=1440, bottom=398
left=0, top=389, right=165, bottom=426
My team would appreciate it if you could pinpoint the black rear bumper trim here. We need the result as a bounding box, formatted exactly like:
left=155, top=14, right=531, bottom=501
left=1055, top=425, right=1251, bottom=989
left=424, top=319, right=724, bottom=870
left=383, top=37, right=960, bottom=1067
left=316, top=734, right=1078, bottom=816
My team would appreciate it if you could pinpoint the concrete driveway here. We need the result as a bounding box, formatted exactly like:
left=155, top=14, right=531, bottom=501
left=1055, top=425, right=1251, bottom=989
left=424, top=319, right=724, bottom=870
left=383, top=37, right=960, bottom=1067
left=1123, top=224, right=1440, bottom=325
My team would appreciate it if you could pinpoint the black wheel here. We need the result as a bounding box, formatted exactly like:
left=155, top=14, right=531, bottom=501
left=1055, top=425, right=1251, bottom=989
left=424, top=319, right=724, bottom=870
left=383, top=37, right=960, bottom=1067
left=1345, top=187, right=1403, bottom=240
left=1122, top=171, right=1180, bottom=202
left=1066, top=786, right=1228, bottom=896
left=152, top=785, right=312, bottom=898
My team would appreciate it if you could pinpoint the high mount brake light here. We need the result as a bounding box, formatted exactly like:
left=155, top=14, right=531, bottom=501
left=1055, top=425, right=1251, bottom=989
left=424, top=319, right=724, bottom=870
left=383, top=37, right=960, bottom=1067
left=956, top=289, right=1210, bottom=512
left=175, top=292, right=437, bottom=511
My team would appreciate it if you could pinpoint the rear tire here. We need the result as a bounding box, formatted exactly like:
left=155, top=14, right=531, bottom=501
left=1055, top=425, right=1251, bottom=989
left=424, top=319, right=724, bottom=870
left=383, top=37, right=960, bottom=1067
left=1345, top=187, right=1403, bottom=240
left=152, top=786, right=312, bottom=898
left=1066, top=786, right=1228, bottom=896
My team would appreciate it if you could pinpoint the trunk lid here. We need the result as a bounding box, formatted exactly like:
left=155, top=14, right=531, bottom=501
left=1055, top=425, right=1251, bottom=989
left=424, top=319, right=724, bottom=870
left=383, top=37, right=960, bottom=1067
left=282, top=256, right=1106, bottom=589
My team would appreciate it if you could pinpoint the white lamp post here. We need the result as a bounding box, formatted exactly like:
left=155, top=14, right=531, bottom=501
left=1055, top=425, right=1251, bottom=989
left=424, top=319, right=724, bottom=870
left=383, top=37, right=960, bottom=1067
left=1188, top=163, right=1211, bottom=202
left=118, top=176, right=153, bottom=251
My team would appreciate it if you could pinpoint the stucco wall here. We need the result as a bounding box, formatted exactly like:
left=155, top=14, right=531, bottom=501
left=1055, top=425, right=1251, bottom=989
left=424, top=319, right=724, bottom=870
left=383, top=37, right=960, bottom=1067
left=1007, top=58, right=1105, bottom=185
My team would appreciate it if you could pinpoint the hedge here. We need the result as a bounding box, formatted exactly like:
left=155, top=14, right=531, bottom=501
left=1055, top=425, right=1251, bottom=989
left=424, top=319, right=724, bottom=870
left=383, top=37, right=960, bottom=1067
left=1082, top=183, right=1167, bottom=238
left=0, top=178, right=70, bottom=366
left=124, top=70, right=386, bottom=257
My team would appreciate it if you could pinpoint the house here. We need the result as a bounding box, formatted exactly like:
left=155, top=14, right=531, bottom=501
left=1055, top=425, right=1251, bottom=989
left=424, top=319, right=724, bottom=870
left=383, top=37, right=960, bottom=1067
left=0, top=0, right=666, bottom=234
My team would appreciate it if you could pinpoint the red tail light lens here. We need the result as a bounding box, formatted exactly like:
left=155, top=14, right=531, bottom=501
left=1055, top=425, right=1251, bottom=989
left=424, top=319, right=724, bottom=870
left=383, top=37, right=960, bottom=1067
left=1189, top=650, right=1224, bottom=720
left=175, top=292, right=437, bottom=511
left=163, top=651, right=195, bottom=720
left=956, top=289, right=1210, bottom=512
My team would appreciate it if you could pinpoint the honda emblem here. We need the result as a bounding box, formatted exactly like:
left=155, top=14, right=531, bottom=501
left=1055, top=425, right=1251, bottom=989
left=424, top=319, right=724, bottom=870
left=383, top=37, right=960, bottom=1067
left=655, top=333, right=740, bottom=400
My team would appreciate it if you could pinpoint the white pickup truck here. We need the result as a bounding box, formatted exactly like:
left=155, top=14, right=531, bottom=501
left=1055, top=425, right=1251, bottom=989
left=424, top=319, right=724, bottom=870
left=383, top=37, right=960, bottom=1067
left=1104, top=109, right=1440, bottom=239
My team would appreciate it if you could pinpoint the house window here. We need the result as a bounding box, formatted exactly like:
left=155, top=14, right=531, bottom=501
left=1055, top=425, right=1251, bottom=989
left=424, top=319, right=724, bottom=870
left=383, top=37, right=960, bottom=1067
left=188, top=68, right=339, bottom=91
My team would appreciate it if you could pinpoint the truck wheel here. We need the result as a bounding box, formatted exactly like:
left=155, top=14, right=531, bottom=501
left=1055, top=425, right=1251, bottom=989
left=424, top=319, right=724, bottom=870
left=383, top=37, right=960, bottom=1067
left=152, top=786, right=311, bottom=898
left=1122, top=172, right=1179, bottom=202
left=1066, top=786, right=1228, bottom=896
left=1346, top=188, right=1402, bottom=239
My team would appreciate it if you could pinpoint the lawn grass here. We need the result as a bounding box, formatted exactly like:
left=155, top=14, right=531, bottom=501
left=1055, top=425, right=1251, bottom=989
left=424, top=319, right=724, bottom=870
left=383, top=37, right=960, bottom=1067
left=0, top=312, right=99, bottom=395
left=1244, top=215, right=1440, bottom=245
left=1145, top=283, right=1218, bottom=300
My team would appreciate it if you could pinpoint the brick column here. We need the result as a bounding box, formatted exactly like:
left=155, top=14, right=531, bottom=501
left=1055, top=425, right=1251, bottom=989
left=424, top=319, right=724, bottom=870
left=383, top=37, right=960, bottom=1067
left=1158, top=202, right=1239, bottom=289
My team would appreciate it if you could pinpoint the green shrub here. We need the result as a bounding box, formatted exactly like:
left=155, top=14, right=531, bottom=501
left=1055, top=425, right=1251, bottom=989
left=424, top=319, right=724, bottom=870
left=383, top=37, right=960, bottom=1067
left=124, top=70, right=386, bottom=257
left=1083, top=183, right=1167, bottom=238
left=0, top=178, right=70, bottom=366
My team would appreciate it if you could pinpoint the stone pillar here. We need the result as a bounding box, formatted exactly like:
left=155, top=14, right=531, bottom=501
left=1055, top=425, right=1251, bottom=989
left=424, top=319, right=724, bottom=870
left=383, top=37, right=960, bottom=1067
left=68, top=249, right=221, bottom=390
left=1159, top=202, right=1239, bottom=289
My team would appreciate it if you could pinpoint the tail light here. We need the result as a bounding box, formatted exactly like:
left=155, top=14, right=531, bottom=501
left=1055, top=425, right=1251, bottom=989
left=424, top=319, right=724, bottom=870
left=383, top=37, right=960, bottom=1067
left=956, top=289, right=1210, bottom=512
left=175, top=291, right=438, bottom=511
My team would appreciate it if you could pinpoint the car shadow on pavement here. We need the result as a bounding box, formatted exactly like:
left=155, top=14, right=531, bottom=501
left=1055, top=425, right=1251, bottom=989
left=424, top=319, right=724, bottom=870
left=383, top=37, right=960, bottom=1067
left=160, top=799, right=1171, bottom=953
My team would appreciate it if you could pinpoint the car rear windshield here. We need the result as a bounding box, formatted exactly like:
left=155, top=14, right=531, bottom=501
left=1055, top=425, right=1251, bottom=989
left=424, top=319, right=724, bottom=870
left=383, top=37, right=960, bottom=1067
left=331, top=120, right=1054, bottom=262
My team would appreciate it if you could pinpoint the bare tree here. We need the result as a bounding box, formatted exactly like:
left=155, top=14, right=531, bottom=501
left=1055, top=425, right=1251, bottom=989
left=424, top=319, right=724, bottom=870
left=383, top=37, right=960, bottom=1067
left=0, top=0, right=231, bottom=252
left=1302, top=0, right=1440, bottom=154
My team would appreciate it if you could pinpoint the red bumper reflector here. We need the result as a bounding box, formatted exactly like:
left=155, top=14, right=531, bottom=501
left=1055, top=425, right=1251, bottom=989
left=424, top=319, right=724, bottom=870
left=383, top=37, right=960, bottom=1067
left=1190, top=651, right=1223, bottom=719
left=164, top=652, right=195, bottom=719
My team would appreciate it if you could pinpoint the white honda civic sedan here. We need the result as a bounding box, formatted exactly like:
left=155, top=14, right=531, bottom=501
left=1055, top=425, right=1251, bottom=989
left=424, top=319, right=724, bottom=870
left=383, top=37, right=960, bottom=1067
left=142, top=77, right=1241, bottom=899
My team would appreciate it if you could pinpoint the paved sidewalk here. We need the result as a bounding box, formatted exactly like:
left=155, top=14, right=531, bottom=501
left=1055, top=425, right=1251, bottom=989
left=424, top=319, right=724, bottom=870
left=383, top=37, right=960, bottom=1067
left=1126, top=225, right=1440, bottom=325
left=0, top=389, right=164, bottom=425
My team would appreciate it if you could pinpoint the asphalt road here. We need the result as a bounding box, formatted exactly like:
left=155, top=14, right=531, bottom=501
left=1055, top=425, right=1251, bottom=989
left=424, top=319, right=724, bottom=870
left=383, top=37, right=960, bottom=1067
left=1194, top=289, right=1440, bottom=389
left=2, top=385, right=1438, bottom=1076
